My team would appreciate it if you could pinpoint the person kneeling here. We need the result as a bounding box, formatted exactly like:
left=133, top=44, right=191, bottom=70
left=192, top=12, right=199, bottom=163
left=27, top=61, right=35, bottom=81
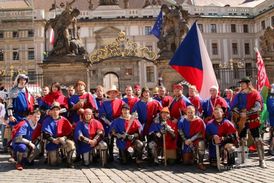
left=111, top=104, right=143, bottom=165
left=42, top=102, right=75, bottom=168
left=148, top=107, right=177, bottom=165
left=74, top=108, right=107, bottom=166
left=206, top=107, right=238, bottom=168
left=12, top=109, right=41, bottom=170
left=178, top=106, right=206, bottom=170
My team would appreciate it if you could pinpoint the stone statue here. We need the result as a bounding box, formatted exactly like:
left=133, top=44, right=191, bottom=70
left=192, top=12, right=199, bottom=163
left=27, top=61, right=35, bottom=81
left=260, top=26, right=274, bottom=55
left=99, top=0, right=118, bottom=5
left=46, top=0, right=87, bottom=56
left=157, top=4, right=189, bottom=57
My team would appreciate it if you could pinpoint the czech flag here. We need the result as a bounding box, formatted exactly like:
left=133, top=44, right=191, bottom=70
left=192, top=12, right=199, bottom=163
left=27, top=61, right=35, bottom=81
left=169, top=22, right=218, bottom=99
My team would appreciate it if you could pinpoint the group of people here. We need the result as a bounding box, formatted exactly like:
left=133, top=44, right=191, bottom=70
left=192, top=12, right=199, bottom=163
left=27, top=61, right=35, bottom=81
left=0, top=74, right=274, bottom=171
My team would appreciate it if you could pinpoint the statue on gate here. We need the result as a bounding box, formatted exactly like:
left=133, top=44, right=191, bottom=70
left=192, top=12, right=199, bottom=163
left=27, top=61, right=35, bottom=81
left=157, top=4, right=189, bottom=57
left=46, top=0, right=87, bottom=56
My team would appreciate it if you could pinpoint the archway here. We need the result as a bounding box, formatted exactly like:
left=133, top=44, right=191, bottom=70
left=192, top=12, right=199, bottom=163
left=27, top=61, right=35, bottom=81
left=103, top=72, right=119, bottom=90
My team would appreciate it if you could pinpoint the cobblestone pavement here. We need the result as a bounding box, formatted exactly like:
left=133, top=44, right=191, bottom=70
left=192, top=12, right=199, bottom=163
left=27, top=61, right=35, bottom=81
left=0, top=151, right=274, bottom=183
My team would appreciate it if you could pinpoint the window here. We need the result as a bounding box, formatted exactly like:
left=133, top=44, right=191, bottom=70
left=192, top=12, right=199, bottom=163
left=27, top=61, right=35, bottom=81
left=28, top=30, right=34, bottom=37
left=0, top=31, right=3, bottom=39
left=245, top=63, right=252, bottom=77
left=213, top=64, right=220, bottom=79
left=210, top=24, right=217, bottom=33
left=28, top=49, right=35, bottom=60
left=232, top=43, right=238, bottom=55
left=125, top=68, right=133, bottom=76
left=244, top=43, right=250, bottom=55
left=211, top=43, right=218, bottom=55
left=28, top=70, right=36, bottom=82
left=261, top=20, right=265, bottom=30
left=144, top=26, right=152, bottom=35
left=13, top=49, right=19, bottom=60
left=198, top=24, right=203, bottom=32
left=231, top=24, right=236, bottom=32
left=12, top=31, right=18, bottom=38
left=243, top=24, right=249, bottom=33
left=272, top=16, right=274, bottom=27
left=0, top=50, right=4, bottom=61
left=146, top=66, right=154, bottom=82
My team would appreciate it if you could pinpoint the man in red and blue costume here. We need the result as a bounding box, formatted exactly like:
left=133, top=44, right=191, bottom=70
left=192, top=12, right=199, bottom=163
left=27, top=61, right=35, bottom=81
left=231, top=77, right=266, bottom=168
left=178, top=105, right=206, bottom=170
left=153, top=86, right=173, bottom=107
left=74, top=108, right=107, bottom=166
left=267, top=84, right=274, bottom=155
left=42, top=102, right=75, bottom=167
left=188, top=85, right=203, bottom=117
left=68, top=81, right=98, bottom=125
left=132, top=87, right=162, bottom=137
left=206, top=107, right=238, bottom=167
left=99, top=85, right=124, bottom=161
left=11, top=109, right=41, bottom=170
left=169, top=84, right=191, bottom=121
left=202, top=85, right=229, bottom=123
left=111, top=104, right=143, bottom=164
left=148, top=107, right=177, bottom=165
left=7, top=74, right=34, bottom=126
left=123, top=85, right=139, bottom=113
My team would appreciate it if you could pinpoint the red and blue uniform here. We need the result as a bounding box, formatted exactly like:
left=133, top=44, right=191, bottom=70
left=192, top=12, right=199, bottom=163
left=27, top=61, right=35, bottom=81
left=132, top=99, right=162, bottom=135
left=267, top=95, right=274, bottom=127
left=74, top=119, right=104, bottom=154
left=41, top=91, right=68, bottom=111
left=41, top=116, right=73, bottom=151
left=206, top=119, right=237, bottom=159
left=12, top=119, right=40, bottom=153
left=99, top=98, right=124, bottom=135
left=169, top=96, right=191, bottom=120
left=122, top=96, right=139, bottom=113
left=149, top=119, right=177, bottom=149
left=8, top=87, right=34, bottom=124
left=231, top=90, right=262, bottom=129
left=189, top=96, right=203, bottom=115
left=68, top=93, right=98, bottom=124
left=111, top=117, right=142, bottom=150
left=154, top=96, right=173, bottom=107
left=178, top=117, right=205, bottom=153
left=202, top=96, right=229, bottom=123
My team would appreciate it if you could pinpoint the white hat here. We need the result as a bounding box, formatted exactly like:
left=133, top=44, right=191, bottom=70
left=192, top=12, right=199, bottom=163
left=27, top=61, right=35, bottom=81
left=210, top=85, right=218, bottom=92
left=106, top=85, right=119, bottom=95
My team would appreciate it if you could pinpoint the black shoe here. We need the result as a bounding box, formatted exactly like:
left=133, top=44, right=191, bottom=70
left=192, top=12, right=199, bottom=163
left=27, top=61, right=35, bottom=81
left=73, top=156, right=81, bottom=163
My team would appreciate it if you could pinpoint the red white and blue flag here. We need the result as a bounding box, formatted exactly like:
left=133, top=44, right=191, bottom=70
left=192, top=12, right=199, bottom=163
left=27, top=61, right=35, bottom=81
left=169, top=22, right=218, bottom=99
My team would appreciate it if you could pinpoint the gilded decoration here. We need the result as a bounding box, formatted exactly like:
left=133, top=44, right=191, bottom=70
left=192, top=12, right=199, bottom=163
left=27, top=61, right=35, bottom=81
left=89, top=31, right=159, bottom=63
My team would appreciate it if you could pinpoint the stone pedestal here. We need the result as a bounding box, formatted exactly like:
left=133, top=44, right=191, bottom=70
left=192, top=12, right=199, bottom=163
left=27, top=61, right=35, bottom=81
left=40, top=55, right=90, bottom=88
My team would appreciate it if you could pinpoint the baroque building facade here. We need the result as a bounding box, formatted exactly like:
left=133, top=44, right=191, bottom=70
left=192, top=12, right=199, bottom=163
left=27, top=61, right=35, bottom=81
left=0, top=0, right=273, bottom=92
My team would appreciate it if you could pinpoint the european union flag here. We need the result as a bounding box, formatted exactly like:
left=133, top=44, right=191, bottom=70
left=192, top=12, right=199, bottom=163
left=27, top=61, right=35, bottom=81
left=150, top=11, right=163, bottom=39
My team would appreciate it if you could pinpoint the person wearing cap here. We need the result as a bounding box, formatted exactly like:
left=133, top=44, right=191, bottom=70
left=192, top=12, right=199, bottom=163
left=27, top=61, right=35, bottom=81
left=178, top=106, right=206, bottom=170
left=42, top=102, right=75, bottom=167
left=224, top=88, right=234, bottom=120
left=154, top=86, right=173, bottom=107
left=133, top=84, right=141, bottom=98
left=98, top=85, right=124, bottom=161
left=7, top=74, right=34, bottom=125
left=11, top=109, right=41, bottom=170
left=206, top=107, right=238, bottom=168
left=123, top=85, right=139, bottom=113
left=169, top=84, right=191, bottom=121
left=231, top=77, right=266, bottom=168
left=267, top=84, right=274, bottom=155
left=40, top=82, right=68, bottom=117
left=202, top=85, right=229, bottom=124
left=148, top=107, right=177, bottom=165
left=69, top=80, right=98, bottom=125
left=132, top=87, right=162, bottom=137
left=74, top=108, right=107, bottom=166
left=111, top=103, right=143, bottom=164
left=188, top=85, right=203, bottom=117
